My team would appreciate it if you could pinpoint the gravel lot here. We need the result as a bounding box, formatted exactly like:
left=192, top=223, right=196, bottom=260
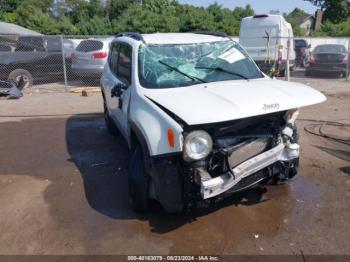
left=0, top=72, right=349, bottom=255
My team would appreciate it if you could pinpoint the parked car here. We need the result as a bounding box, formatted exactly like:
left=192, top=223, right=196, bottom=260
left=63, top=39, right=78, bottom=59
left=101, top=32, right=325, bottom=213
left=71, top=38, right=112, bottom=82
left=0, top=36, right=70, bottom=88
left=239, top=14, right=296, bottom=76
left=306, top=44, right=349, bottom=77
left=294, top=39, right=310, bottom=67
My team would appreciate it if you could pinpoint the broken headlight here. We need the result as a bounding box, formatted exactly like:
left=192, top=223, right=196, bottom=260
left=183, top=130, right=213, bottom=161
left=285, top=108, right=300, bottom=124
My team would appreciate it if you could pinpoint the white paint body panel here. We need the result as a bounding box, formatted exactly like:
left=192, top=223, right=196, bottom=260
left=142, top=78, right=326, bottom=126
left=239, top=15, right=296, bottom=62
left=142, top=33, right=228, bottom=45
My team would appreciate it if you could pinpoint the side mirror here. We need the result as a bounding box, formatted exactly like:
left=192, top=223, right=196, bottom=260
left=111, top=82, right=127, bottom=98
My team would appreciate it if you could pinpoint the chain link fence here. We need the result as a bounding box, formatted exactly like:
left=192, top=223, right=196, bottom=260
left=0, top=34, right=349, bottom=90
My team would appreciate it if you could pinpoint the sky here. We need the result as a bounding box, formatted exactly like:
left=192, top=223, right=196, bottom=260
left=177, top=0, right=318, bottom=15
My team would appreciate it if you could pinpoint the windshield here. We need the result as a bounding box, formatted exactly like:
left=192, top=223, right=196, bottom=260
left=314, top=45, right=346, bottom=54
left=138, top=40, right=263, bottom=89
left=295, top=40, right=307, bottom=48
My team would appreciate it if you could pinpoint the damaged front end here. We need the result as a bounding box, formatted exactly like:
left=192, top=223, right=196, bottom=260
left=149, top=110, right=300, bottom=213
left=184, top=110, right=300, bottom=208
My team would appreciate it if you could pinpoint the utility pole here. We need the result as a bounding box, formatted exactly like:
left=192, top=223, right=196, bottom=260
left=346, top=38, right=349, bottom=82
left=285, top=37, right=290, bottom=81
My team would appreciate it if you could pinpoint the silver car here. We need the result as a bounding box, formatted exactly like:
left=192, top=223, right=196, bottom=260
left=71, top=38, right=112, bottom=81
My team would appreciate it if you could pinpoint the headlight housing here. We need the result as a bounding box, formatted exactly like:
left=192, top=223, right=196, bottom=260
left=183, top=130, right=213, bottom=161
left=285, top=108, right=300, bottom=124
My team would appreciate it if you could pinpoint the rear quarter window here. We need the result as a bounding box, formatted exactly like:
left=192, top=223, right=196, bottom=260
left=76, top=40, right=103, bottom=52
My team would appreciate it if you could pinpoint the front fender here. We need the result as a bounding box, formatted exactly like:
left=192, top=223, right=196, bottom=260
left=129, top=94, right=183, bottom=156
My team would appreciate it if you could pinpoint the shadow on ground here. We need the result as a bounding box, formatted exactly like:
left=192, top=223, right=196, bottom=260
left=65, top=114, right=270, bottom=233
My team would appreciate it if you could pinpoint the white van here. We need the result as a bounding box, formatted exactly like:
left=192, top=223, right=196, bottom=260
left=239, top=14, right=295, bottom=76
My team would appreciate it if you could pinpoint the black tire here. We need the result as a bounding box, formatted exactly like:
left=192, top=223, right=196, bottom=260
left=128, top=145, right=150, bottom=212
left=103, top=97, right=119, bottom=135
left=8, top=69, right=33, bottom=89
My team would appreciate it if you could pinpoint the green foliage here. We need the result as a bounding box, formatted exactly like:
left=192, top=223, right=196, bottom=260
left=1, top=0, right=348, bottom=37
left=304, top=0, right=350, bottom=23
left=312, top=19, right=350, bottom=37
left=15, top=3, right=60, bottom=34
left=0, top=12, right=17, bottom=23
left=0, top=0, right=22, bottom=13
left=118, top=4, right=180, bottom=33
left=305, top=0, right=350, bottom=36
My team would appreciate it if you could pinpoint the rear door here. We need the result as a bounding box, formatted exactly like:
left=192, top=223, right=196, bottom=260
left=240, top=19, right=279, bottom=62
left=111, top=43, right=132, bottom=139
left=101, top=42, right=132, bottom=139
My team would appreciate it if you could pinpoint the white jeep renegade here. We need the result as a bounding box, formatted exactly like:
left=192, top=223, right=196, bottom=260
left=100, top=32, right=325, bottom=213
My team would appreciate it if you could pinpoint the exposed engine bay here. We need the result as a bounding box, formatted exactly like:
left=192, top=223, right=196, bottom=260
left=191, top=111, right=299, bottom=201
left=150, top=111, right=300, bottom=212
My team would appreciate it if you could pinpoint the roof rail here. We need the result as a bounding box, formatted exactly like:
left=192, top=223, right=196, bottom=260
left=116, top=32, right=145, bottom=42
left=253, top=14, right=269, bottom=18
left=192, top=31, right=228, bottom=38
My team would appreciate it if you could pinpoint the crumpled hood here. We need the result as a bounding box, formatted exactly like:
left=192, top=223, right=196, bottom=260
left=142, top=78, right=326, bottom=125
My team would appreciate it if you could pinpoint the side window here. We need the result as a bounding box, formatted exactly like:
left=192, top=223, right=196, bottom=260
left=46, top=37, right=62, bottom=52
left=109, top=42, right=119, bottom=76
left=117, top=44, right=132, bottom=85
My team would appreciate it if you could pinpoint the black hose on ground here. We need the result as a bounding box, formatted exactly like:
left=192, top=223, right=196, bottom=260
left=299, top=119, right=350, bottom=145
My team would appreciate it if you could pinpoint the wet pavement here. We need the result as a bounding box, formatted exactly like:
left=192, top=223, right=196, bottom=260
left=0, top=76, right=350, bottom=255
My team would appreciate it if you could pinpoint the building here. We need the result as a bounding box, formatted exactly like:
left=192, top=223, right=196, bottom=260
left=292, top=15, right=315, bottom=35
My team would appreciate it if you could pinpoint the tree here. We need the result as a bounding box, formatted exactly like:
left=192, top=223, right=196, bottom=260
left=107, top=0, right=139, bottom=20
left=304, top=0, right=350, bottom=23
left=15, top=3, right=60, bottom=34
left=0, top=0, right=22, bottom=13
left=180, top=6, right=215, bottom=32
left=118, top=4, right=180, bottom=33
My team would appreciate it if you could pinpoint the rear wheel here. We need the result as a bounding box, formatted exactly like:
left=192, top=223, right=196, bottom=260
left=129, top=145, right=150, bottom=212
left=8, top=69, right=33, bottom=89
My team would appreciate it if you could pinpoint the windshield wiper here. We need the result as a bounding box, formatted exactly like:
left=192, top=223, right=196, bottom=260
left=195, top=66, right=249, bottom=80
left=158, top=60, right=207, bottom=83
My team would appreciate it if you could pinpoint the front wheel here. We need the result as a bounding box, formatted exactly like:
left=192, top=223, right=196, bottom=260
left=128, top=145, right=150, bottom=212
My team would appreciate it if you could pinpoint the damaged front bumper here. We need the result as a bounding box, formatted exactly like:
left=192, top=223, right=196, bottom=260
left=197, top=142, right=299, bottom=199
